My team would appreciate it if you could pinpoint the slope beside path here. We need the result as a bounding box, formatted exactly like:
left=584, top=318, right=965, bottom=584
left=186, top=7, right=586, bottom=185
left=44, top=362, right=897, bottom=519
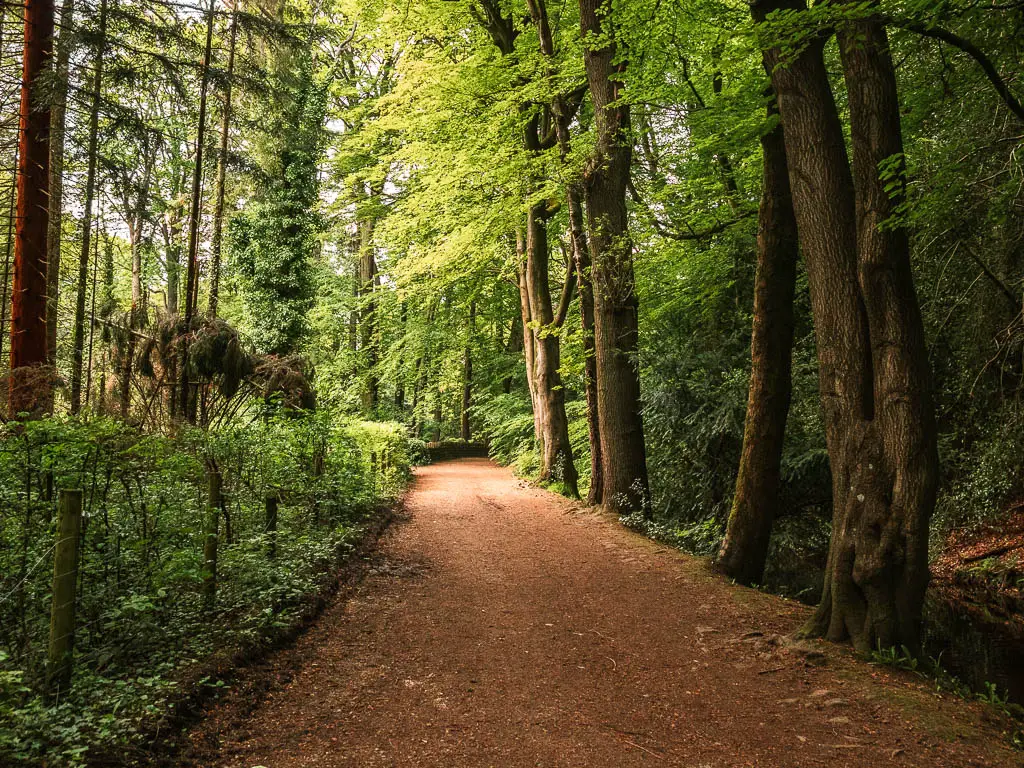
left=184, top=458, right=1017, bottom=767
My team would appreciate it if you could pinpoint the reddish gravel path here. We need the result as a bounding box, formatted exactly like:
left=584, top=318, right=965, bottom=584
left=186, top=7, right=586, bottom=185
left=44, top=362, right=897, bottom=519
left=186, top=459, right=1018, bottom=767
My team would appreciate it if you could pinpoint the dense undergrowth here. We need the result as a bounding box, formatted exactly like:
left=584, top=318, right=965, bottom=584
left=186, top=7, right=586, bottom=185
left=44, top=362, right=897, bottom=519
left=0, top=412, right=411, bottom=767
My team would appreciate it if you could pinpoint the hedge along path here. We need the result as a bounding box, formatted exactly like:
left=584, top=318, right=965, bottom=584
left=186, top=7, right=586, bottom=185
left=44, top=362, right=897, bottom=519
left=186, top=459, right=1017, bottom=767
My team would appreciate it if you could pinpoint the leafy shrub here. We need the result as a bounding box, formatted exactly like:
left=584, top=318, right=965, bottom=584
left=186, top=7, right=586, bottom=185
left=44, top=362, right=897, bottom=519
left=0, top=412, right=409, bottom=767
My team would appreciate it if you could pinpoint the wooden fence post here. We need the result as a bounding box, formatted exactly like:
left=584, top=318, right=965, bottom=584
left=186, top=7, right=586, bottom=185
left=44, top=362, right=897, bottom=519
left=47, top=489, right=82, bottom=695
left=202, top=468, right=221, bottom=611
left=265, top=493, right=278, bottom=559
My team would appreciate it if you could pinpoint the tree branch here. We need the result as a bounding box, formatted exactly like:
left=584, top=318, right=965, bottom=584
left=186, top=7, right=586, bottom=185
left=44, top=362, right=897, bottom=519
left=890, top=18, right=1024, bottom=123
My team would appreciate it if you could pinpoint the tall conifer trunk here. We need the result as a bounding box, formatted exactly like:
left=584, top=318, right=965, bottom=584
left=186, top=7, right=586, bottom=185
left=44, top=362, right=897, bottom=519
left=9, top=0, right=55, bottom=417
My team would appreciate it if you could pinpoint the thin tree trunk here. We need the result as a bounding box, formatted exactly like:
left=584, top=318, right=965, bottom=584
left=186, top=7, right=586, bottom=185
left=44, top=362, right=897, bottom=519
left=0, top=148, right=18, bottom=375
left=70, top=0, right=107, bottom=415
left=358, top=204, right=378, bottom=412
left=85, top=214, right=101, bottom=411
left=120, top=140, right=153, bottom=419
left=179, top=0, right=216, bottom=421
left=46, top=0, right=75, bottom=380
left=552, top=79, right=602, bottom=506
left=716, top=77, right=799, bottom=585
left=502, top=315, right=523, bottom=394
left=578, top=0, right=649, bottom=513
left=461, top=302, right=474, bottom=441
left=517, top=235, right=542, bottom=447
left=207, top=2, right=239, bottom=319
left=395, top=302, right=407, bottom=408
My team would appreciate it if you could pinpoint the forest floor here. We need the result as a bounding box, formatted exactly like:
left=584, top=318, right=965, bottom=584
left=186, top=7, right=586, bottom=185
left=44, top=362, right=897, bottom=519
left=182, top=459, right=1020, bottom=767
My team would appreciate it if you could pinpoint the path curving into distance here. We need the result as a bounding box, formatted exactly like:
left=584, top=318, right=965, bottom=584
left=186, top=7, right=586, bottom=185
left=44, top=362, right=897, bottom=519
left=185, top=458, right=1016, bottom=767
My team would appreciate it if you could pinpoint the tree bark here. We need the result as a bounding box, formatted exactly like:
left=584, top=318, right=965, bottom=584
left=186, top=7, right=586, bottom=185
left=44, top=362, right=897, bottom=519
left=578, top=0, right=649, bottom=513
left=9, top=0, right=55, bottom=417
left=69, top=0, right=107, bottom=415
left=809, top=14, right=938, bottom=651
left=716, top=77, right=799, bottom=586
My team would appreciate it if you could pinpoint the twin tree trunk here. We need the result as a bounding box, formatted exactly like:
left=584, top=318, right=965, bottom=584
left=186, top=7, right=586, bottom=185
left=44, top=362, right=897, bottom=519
left=755, top=0, right=938, bottom=650
left=716, top=75, right=799, bottom=585
left=578, top=0, right=649, bottom=513
left=9, top=0, right=55, bottom=417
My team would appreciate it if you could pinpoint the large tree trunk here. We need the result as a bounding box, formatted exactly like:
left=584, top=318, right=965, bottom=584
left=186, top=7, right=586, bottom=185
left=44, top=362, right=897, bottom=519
left=578, top=0, right=649, bottom=514
left=755, top=0, right=938, bottom=650
left=715, top=77, right=799, bottom=586
left=70, top=0, right=107, bottom=415
left=525, top=205, right=579, bottom=496
left=810, top=14, right=938, bottom=651
left=46, top=0, right=75, bottom=379
left=9, top=0, right=55, bottom=417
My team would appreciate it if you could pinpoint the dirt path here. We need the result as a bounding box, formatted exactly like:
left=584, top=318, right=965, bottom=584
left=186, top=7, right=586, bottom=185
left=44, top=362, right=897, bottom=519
left=185, top=459, right=1018, bottom=767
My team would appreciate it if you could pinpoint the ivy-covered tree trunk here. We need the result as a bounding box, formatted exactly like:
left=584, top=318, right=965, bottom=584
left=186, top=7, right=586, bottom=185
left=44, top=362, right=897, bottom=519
left=120, top=146, right=153, bottom=420
left=578, top=0, right=649, bottom=513
left=716, top=78, right=799, bottom=586
left=9, top=0, right=55, bottom=417
left=756, top=0, right=938, bottom=650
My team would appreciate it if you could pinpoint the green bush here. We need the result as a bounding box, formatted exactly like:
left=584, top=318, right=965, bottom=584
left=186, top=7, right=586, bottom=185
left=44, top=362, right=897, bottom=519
left=0, top=412, right=408, bottom=767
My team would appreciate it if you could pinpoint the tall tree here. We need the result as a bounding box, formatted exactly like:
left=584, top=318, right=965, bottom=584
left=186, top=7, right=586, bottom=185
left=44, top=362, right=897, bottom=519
left=755, top=0, right=939, bottom=649
left=578, top=0, right=649, bottom=513
left=9, top=0, right=55, bottom=417
left=715, top=76, right=799, bottom=585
